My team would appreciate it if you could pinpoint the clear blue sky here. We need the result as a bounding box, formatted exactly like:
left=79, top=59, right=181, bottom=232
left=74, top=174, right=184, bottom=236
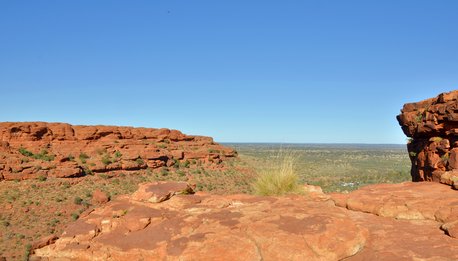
left=0, top=1, right=457, bottom=144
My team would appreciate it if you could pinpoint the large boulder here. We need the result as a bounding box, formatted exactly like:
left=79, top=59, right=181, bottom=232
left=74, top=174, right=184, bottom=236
left=397, top=90, right=458, bottom=183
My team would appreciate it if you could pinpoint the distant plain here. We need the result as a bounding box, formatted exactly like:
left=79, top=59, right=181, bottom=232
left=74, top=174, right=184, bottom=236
left=228, top=143, right=411, bottom=192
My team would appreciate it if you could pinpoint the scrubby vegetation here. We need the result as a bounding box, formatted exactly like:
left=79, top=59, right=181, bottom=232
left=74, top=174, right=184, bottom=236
left=0, top=158, right=254, bottom=260
left=252, top=152, right=301, bottom=196
left=78, top=153, right=90, bottom=163
left=18, top=148, right=55, bottom=161
left=235, top=143, right=411, bottom=193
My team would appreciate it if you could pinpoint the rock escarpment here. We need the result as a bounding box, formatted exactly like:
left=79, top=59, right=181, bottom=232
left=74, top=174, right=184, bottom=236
left=33, top=181, right=458, bottom=260
left=397, top=90, right=458, bottom=185
left=0, top=122, right=236, bottom=181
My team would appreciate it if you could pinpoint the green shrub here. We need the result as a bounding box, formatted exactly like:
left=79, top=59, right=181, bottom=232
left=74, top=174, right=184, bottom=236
left=191, top=169, right=202, bottom=175
left=101, top=155, right=112, bottom=165
left=252, top=152, right=301, bottom=196
left=114, top=151, right=122, bottom=158
left=49, top=218, right=59, bottom=227
left=172, top=159, right=179, bottom=168
left=79, top=153, right=90, bottom=163
left=33, top=149, right=55, bottom=161
left=161, top=168, right=169, bottom=176
left=73, top=196, right=83, bottom=205
left=38, top=176, right=47, bottom=182
left=71, top=213, right=79, bottom=221
left=19, top=147, right=33, bottom=157
left=19, top=147, right=55, bottom=161
left=181, top=160, right=190, bottom=168
left=83, top=166, right=93, bottom=176
left=23, top=243, right=32, bottom=261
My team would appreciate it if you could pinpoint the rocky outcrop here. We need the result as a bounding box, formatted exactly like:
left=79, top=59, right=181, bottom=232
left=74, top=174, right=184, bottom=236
left=33, top=181, right=458, bottom=260
left=332, top=182, right=458, bottom=238
left=0, top=122, right=236, bottom=181
left=397, top=90, right=458, bottom=184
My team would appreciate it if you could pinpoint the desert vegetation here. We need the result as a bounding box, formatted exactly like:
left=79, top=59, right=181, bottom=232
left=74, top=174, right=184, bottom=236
left=0, top=158, right=255, bottom=260
left=252, top=151, right=302, bottom=196
left=18, top=148, right=55, bottom=162
left=236, top=143, right=411, bottom=193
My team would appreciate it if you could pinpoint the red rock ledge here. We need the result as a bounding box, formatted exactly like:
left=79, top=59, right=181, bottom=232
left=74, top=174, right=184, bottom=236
left=0, top=122, right=236, bottom=181
left=397, top=90, right=458, bottom=186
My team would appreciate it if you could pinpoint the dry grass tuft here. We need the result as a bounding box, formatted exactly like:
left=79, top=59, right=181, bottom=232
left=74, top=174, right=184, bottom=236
left=252, top=151, right=302, bottom=196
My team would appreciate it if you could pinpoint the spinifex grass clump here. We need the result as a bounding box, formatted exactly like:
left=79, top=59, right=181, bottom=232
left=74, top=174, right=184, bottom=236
left=253, top=151, right=301, bottom=196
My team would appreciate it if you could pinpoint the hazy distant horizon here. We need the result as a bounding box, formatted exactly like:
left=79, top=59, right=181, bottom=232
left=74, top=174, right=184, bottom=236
left=222, top=142, right=406, bottom=145
left=223, top=142, right=408, bottom=150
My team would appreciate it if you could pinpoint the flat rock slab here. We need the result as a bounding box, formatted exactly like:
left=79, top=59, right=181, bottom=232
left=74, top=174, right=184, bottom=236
left=332, top=181, right=458, bottom=238
left=34, top=182, right=458, bottom=261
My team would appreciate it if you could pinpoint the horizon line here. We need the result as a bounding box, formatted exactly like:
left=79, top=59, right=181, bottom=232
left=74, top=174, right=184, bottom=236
left=219, top=141, right=407, bottom=145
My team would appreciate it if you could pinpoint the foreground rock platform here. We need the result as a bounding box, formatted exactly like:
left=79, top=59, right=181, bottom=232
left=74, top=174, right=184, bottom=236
left=397, top=90, right=458, bottom=183
left=33, top=182, right=458, bottom=261
left=0, top=122, right=236, bottom=181
left=332, top=182, right=458, bottom=238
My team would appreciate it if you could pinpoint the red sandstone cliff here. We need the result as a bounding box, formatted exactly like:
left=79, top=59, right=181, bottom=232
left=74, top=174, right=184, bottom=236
left=0, top=122, right=236, bottom=181
left=397, top=90, right=458, bottom=185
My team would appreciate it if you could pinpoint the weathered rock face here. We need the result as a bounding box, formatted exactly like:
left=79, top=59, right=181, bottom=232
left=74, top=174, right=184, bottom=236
left=332, top=182, right=458, bottom=238
left=0, top=122, right=236, bottom=181
left=397, top=90, right=458, bottom=184
left=33, top=181, right=458, bottom=260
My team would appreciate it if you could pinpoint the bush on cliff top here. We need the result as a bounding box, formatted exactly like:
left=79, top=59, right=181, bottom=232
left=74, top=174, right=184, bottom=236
left=253, top=151, right=301, bottom=196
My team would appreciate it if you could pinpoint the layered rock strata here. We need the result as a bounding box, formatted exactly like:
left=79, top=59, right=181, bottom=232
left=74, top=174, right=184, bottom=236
left=0, top=122, right=236, bottom=181
left=397, top=90, right=458, bottom=185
